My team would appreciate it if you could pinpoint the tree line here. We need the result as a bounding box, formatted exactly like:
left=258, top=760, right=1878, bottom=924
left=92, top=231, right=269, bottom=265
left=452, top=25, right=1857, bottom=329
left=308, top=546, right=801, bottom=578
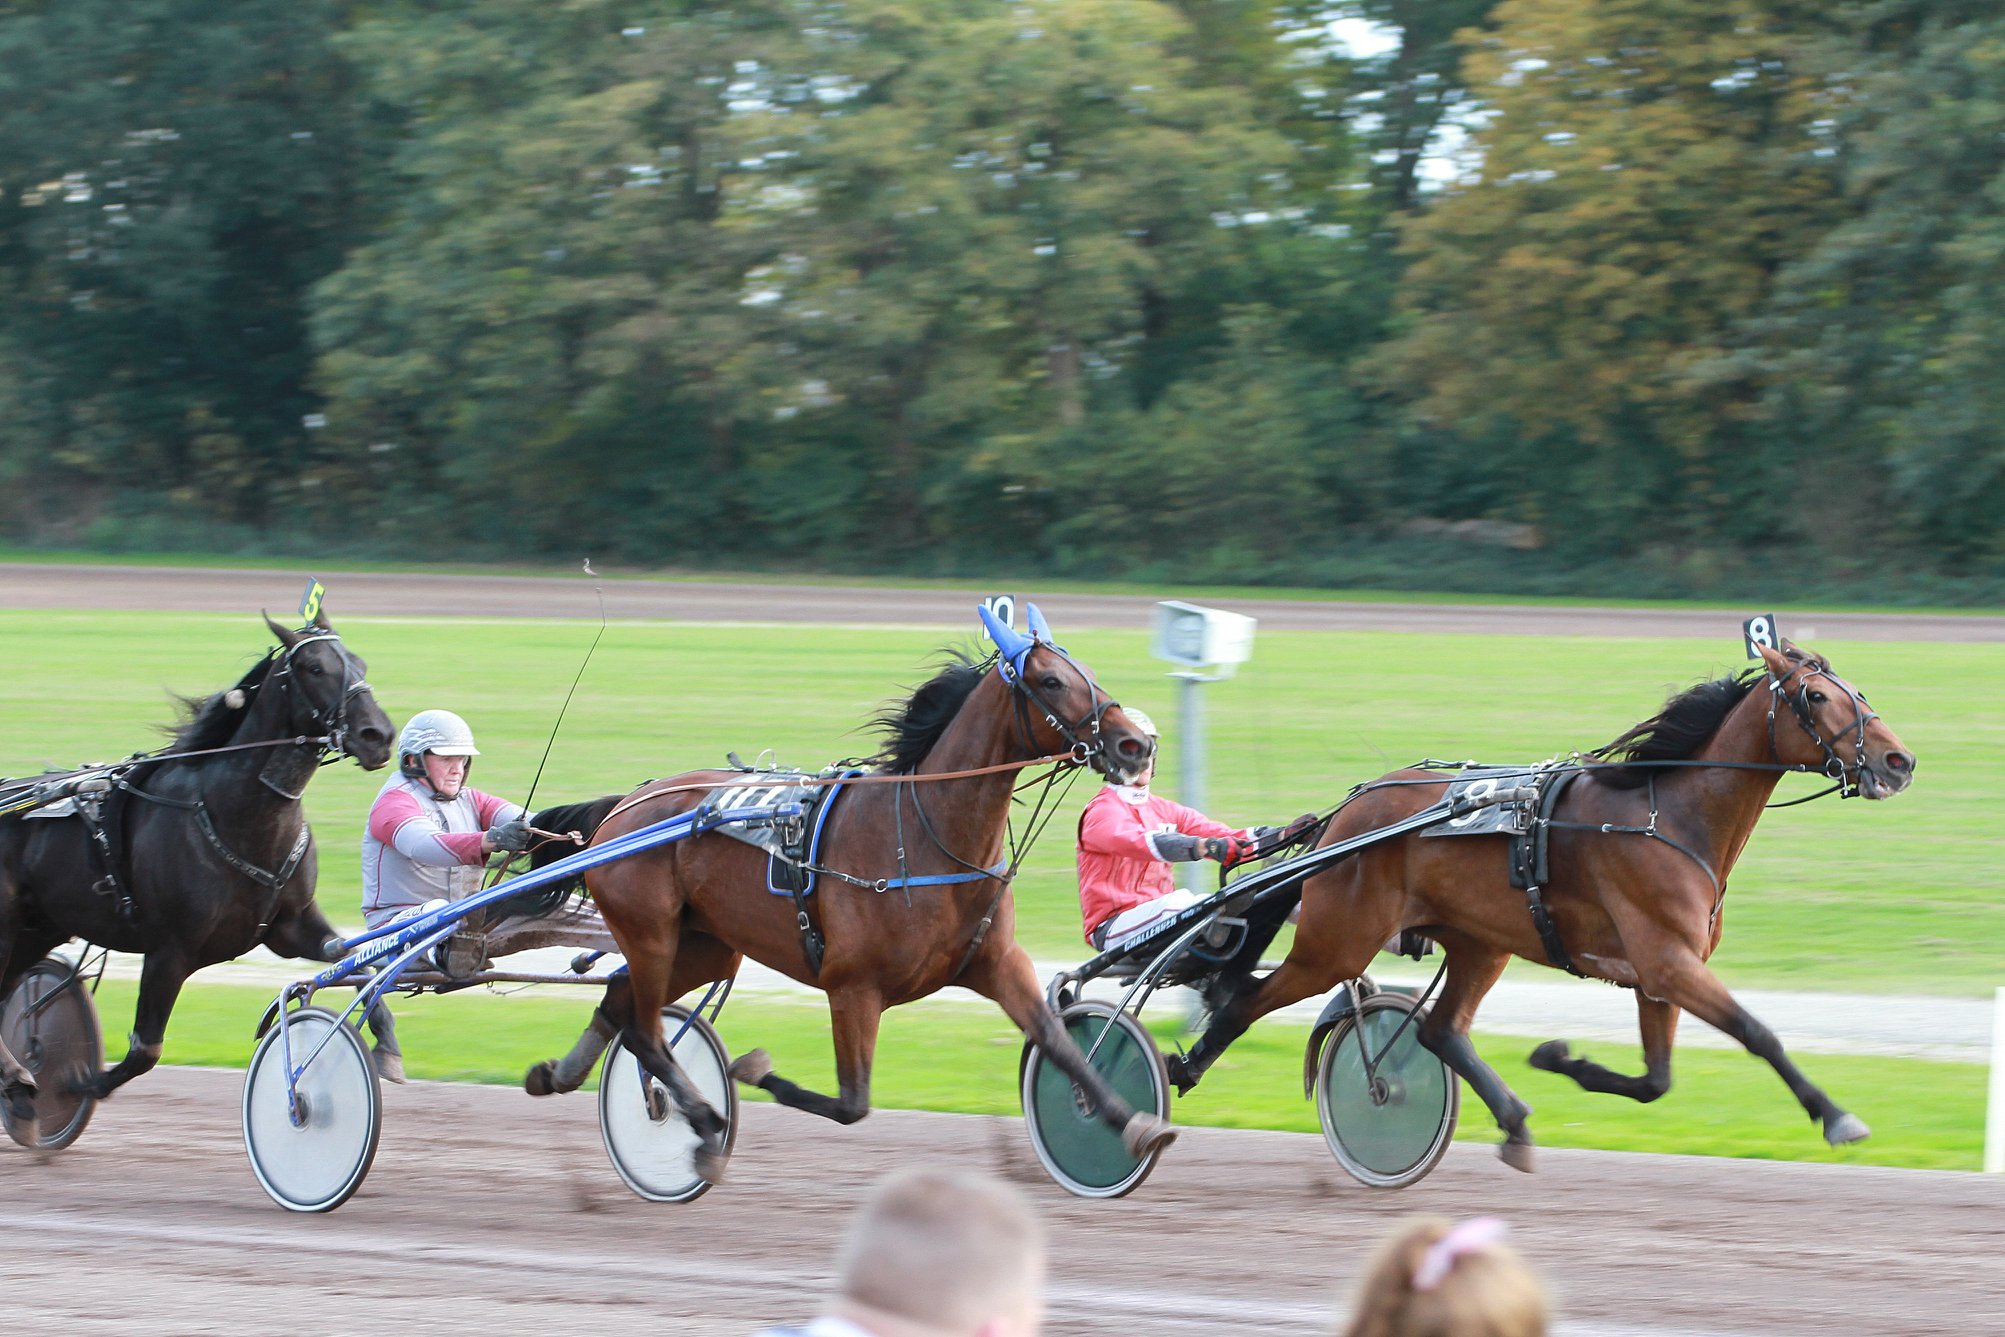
left=2, top=0, right=1999, bottom=601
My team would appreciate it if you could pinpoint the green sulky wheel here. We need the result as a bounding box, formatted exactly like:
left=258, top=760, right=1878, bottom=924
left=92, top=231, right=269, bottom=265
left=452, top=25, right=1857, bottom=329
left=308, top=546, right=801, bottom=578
left=1020, top=1000, right=1167, bottom=1199
left=0, top=956, right=103, bottom=1152
left=1315, top=991, right=1459, bottom=1189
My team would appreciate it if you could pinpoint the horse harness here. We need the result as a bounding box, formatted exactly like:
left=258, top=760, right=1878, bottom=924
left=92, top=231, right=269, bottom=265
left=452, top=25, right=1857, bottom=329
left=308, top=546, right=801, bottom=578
left=756, top=643, right=1115, bottom=980
left=1402, top=656, right=1871, bottom=978
left=6, top=630, right=366, bottom=930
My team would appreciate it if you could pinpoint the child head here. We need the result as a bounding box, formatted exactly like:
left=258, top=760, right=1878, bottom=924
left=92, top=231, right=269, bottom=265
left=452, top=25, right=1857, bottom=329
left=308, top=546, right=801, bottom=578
left=1339, top=1216, right=1547, bottom=1337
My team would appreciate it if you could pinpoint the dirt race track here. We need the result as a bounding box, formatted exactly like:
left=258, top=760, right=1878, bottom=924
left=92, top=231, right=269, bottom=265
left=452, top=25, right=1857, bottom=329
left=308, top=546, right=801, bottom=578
left=3, top=1068, right=2001, bottom=1337
left=4, top=561, right=2004, bottom=640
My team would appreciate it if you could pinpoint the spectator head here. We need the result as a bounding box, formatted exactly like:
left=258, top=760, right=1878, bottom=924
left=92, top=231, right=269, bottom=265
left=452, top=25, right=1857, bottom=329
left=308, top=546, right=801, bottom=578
left=1340, top=1216, right=1546, bottom=1337
left=832, top=1168, right=1046, bottom=1337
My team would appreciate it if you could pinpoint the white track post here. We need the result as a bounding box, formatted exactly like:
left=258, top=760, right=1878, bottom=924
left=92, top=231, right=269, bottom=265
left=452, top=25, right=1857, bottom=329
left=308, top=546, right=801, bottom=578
left=1986, top=987, right=2005, bottom=1174
left=1175, top=671, right=1207, bottom=890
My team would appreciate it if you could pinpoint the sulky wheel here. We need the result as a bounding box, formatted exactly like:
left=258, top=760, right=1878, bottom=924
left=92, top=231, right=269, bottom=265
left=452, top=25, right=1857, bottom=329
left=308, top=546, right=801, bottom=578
left=0, top=956, right=103, bottom=1151
left=242, top=1006, right=382, bottom=1212
left=599, top=1005, right=737, bottom=1203
left=1315, top=991, right=1459, bottom=1189
left=1020, top=1000, right=1168, bottom=1199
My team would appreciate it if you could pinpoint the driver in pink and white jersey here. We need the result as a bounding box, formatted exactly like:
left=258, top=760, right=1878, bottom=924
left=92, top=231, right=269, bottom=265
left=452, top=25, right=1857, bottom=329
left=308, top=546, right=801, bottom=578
left=1075, top=709, right=1309, bottom=952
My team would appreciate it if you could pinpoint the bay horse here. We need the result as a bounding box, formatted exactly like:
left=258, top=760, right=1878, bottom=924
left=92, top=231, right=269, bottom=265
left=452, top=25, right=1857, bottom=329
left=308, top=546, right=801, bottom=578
left=523, top=604, right=1172, bottom=1179
left=0, top=611, right=392, bottom=1139
left=1168, top=641, right=1916, bottom=1168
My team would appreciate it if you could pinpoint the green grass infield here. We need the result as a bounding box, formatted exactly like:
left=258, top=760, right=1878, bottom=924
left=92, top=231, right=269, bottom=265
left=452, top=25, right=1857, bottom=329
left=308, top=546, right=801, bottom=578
left=3, top=609, right=1998, bottom=994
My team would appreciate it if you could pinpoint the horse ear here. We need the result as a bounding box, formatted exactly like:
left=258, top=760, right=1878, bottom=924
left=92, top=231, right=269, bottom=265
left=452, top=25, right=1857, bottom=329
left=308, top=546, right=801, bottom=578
left=263, top=611, right=299, bottom=649
left=977, top=603, right=1032, bottom=663
left=1756, top=642, right=1792, bottom=676
left=312, top=604, right=334, bottom=632
left=1026, top=603, right=1054, bottom=643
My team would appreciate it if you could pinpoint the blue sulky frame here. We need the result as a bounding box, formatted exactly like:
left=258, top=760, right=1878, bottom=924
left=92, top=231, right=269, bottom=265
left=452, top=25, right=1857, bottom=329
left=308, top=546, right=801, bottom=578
left=261, top=802, right=797, bottom=1126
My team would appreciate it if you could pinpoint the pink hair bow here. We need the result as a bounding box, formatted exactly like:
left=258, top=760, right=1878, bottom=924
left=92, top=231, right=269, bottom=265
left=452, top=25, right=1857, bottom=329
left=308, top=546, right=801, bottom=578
left=1412, top=1217, right=1509, bottom=1292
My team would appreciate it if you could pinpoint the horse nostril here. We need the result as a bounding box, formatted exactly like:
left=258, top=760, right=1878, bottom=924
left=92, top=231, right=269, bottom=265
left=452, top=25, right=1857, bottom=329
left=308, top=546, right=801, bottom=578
left=1886, top=751, right=1913, bottom=773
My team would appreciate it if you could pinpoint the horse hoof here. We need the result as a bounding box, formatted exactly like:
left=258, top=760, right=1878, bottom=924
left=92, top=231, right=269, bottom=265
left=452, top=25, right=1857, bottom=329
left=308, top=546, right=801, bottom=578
left=1824, top=1112, right=1871, bottom=1146
left=1499, top=1138, right=1535, bottom=1174
left=1527, top=1040, right=1570, bottom=1072
left=1164, top=1054, right=1200, bottom=1096
left=728, top=1049, right=773, bottom=1087
left=1121, top=1113, right=1177, bottom=1158
left=373, top=1048, right=406, bottom=1085
left=693, top=1139, right=730, bottom=1185
left=2, top=1083, right=38, bottom=1149
left=524, top=1061, right=559, bottom=1097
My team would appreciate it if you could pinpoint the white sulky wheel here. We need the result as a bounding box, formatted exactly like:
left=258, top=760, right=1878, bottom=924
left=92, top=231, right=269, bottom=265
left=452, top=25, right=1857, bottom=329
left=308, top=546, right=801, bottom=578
left=1315, top=991, right=1459, bottom=1189
left=242, top=1006, right=382, bottom=1213
left=599, top=1004, right=737, bottom=1203
left=0, top=956, right=103, bottom=1152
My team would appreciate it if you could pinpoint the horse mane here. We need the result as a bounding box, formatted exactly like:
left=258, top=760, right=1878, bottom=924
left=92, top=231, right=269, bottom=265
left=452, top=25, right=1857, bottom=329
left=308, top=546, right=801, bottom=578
left=164, top=651, right=278, bottom=753
left=866, top=650, right=992, bottom=774
left=1590, top=668, right=1766, bottom=788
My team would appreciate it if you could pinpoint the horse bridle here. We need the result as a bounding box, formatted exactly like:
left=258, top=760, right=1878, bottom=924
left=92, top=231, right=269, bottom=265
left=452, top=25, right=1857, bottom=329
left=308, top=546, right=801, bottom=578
left=994, top=639, right=1123, bottom=769
left=1765, top=657, right=1879, bottom=798
left=268, top=631, right=375, bottom=763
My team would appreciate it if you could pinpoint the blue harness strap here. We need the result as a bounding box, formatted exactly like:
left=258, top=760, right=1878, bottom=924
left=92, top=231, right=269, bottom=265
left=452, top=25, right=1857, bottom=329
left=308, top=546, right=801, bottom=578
left=878, top=858, right=1010, bottom=891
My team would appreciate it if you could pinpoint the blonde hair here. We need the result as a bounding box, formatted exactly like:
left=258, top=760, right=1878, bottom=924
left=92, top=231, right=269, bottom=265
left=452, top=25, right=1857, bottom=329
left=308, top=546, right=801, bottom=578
left=837, top=1168, right=1045, bottom=1335
left=1340, top=1216, right=1547, bottom=1337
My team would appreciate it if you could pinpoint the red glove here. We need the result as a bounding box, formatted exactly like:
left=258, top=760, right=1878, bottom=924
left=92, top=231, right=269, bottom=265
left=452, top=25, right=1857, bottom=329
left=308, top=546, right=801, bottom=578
left=1201, top=835, right=1259, bottom=868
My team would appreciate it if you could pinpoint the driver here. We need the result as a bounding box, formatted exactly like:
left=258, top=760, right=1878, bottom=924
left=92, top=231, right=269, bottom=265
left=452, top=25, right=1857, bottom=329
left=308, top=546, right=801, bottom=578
left=357, top=709, right=616, bottom=1081
left=1075, top=709, right=1311, bottom=952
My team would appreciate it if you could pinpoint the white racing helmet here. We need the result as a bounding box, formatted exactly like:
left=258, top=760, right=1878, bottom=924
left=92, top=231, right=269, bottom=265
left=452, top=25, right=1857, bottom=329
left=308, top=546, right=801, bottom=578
left=398, top=709, right=480, bottom=785
left=1123, top=707, right=1159, bottom=739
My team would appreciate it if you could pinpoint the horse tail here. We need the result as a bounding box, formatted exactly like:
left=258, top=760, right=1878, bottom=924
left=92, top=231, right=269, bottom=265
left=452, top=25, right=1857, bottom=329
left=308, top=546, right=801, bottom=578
left=496, top=794, right=624, bottom=920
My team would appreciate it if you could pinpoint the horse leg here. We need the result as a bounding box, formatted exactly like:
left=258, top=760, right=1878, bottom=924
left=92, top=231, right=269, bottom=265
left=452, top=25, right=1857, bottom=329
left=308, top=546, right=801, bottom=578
left=616, top=940, right=732, bottom=1179
left=1168, top=946, right=1376, bottom=1098
left=963, top=944, right=1174, bottom=1157
left=1528, top=995, right=1678, bottom=1103
left=0, top=889, right=40, bottom=1129
left=89, top=949, right=190, bottom=1099
left=728, top=987, right=881, bottom=1127
left=1414, top=939, right=1536, bottom=1171
left=1639, top=949, right=1867, bottom=1146
left=526, top=931, right=740, bottom=1097
left=263, top=894, right=345, bottom=962
left=526, top=974, right=629, bottom=1097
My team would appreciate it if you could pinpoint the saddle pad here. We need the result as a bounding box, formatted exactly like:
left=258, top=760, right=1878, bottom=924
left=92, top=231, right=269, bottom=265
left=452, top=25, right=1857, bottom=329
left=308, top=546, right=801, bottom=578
left=1419, top=764, right=1553, bottom=838
left=696, top=768, right=861, bottom=898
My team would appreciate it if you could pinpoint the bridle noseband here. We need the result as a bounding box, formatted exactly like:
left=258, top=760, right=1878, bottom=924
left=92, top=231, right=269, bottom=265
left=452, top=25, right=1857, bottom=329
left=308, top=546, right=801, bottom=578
left=1765, top=658, right=1880, bottom=798
left=269, top=631, right=375, bottom=763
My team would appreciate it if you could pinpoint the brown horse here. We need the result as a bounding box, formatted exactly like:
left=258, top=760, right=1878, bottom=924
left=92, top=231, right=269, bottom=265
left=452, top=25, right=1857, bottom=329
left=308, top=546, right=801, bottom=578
left=523, top=605, right=1171, bottom=1178
left=1168, top=641, right=1916, bottom=1168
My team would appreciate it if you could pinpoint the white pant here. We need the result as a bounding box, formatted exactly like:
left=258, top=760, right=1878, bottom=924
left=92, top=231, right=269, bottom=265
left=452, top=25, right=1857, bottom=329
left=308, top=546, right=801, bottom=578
left=1098, top=889, right=1205, bottom=951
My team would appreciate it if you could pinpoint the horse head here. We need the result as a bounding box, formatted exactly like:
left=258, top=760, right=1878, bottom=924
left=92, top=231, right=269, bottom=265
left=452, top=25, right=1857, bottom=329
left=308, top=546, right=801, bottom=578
left=1756, top=642, right=1915, bottom=800
left=261, top=609, right=394, bottom=770
left=979, top=602, right=1154, bottom=783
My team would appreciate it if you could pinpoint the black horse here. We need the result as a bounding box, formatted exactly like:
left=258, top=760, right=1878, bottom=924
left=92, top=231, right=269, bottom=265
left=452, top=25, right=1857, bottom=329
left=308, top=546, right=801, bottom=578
left=0, top=611, right=393, bottom=1137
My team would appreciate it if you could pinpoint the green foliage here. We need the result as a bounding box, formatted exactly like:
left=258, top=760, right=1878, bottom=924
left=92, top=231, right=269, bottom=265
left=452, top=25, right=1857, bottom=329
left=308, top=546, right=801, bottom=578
left=4, top=0, right=2005, bottom=596
left=0, top=0, right=366, bottom=533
